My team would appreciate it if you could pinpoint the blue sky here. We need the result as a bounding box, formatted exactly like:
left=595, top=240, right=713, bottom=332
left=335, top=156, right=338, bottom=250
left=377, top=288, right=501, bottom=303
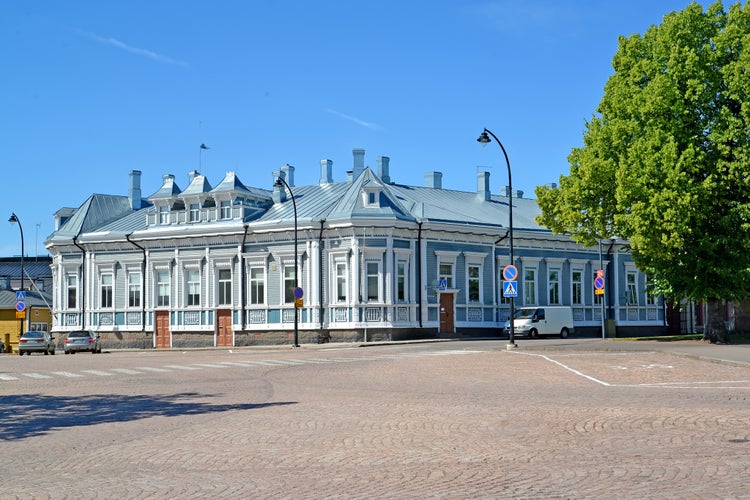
left=2, top=0, right=712, bottom=257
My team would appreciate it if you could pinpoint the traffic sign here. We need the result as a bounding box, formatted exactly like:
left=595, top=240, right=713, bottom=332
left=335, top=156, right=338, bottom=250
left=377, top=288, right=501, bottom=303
left=594, top=276, right=605, bottom=290
left=15, top=301, right=26, bottom=312
left=294, top=298, right=304, bottom=308
left=16, top=291, right=26, bottom=302
left=16, top=311, right=26, bottom=319
left=438, top=279, right=447, bottom=291
left=502, top=281, right=518, bottom=297
left=502, top=265, right=518, bottom=282
left=293, top=287, right=304, bottom=300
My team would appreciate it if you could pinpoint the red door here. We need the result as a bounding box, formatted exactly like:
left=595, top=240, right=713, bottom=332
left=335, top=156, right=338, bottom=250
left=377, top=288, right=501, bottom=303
left=155, top=311, right=171, bottom=348
left=217, top=309, right=233, bottom=347
left=439, top=293, right=455, bottom=334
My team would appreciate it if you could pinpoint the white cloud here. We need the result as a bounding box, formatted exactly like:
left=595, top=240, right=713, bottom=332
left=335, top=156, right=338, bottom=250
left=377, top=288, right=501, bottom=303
left=77, top=29, right=188, bottom=68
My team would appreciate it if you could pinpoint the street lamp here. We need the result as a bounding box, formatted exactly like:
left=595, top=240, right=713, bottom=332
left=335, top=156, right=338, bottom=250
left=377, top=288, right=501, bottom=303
left=9, top=212, right=25, bottom=337
left=477, top=128, right=517, bottom=349
left=273, top=176, right=300, bottom=347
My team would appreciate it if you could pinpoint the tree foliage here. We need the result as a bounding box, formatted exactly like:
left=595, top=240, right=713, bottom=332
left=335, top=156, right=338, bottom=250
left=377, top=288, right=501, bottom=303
left=536, top=1, right=750, bottom=302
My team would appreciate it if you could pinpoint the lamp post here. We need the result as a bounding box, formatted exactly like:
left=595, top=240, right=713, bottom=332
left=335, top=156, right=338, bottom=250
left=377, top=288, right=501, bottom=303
left=273, top=176, right=299, bottom=347
left=9, top=212, right=25, bottom=336
left=477, top=128, right=517, bottom=349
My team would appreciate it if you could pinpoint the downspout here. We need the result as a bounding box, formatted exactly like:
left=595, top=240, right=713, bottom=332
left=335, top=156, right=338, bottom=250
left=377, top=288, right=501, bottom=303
left=318, top=220, right=326, bottom=330
left=126, top=233, right=147, bottom=331
left=417, top=221, right=423, bottom=328
left=72, top=236, right=86, bottom=329
left=240, top=224, right=249, bottom=330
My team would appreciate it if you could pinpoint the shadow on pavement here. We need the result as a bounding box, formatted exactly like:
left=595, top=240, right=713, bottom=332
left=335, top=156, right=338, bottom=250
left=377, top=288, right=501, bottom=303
left=0, top=393, right=295, bottom=441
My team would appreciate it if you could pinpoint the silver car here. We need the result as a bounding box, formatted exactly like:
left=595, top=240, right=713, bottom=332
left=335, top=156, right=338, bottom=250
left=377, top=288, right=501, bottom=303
left=18, top=331, right=56, bottom=356
left=64, top=330, right=102, bottom=354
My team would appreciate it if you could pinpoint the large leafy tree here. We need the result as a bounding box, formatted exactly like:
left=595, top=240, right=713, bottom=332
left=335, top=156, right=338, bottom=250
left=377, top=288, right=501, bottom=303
left=536, top=1, right=750, bottom=304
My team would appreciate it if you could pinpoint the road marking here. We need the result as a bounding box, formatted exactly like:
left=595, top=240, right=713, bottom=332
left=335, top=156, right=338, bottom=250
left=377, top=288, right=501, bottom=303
left=513, top=351, right=612, bottom=386
left=0, top=374, right=19, bottom=381
left=81, top=370, right=114, bottom=377
left=52, top=371, right=84, bottom=378
left=136, top=366, right=172, bottom=373
left=110, top=368, right=143, bottom=375
left=23, top=373, right=53, bottom=379
left=193, top=363, right=230, bottom=369
left=163, top=365, right=201, bottom=371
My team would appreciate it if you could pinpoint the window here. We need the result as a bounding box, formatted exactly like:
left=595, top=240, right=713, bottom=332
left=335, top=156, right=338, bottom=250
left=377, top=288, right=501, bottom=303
left=523, top=268, right=536, bottom=305
left=468, top=265, right=480, bottom=303
left=548, top=269, right=560, bottom=305
left=396, top=260, right=407, bottom=303
left=366, top=261, right=380, bottom=302
left=336, top=262, right=347, bottom=302
left=128, top=272, right=141, bottom=308
left=220, top=201, right=232, bottom=220
left=627, top=271, right=638, bottom=305
left=439, top=263, right=453, bottom=289
left=284, top=265, right=297, bottom=304
left=571, top=271, right=582, bottom=305
left=66, top=275, right=78, bottom=309
left=249, top=267, right=264, bottom=305
left=218, top=269, right=232, bottom=306
left=159, top=206, right=169, bottom=224
left=186, top=269, right=201, bottom=306
left=156, top=271, right=170, bottom=307
left=189, top=204, right=200, bottom=222
left=100, top=273, right=113, bottom=308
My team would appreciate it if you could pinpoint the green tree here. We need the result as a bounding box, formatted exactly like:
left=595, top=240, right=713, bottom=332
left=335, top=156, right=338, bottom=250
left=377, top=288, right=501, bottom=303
left=537, top=1, right=750, bottom=311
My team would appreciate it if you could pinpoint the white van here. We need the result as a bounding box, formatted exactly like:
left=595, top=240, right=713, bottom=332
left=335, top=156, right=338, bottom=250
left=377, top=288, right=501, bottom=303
left=503, top=306, right=574, bottom=338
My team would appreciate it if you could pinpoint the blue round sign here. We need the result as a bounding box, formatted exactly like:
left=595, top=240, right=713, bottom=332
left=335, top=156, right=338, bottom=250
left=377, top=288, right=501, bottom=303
left=293, top=287, right=304, bottom=300
left=502, top=265, right=518, bottom=281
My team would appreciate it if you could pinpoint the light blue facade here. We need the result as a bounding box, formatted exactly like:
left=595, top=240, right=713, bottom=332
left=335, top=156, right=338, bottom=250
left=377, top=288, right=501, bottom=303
left=45, top=150, right=664, bottom=347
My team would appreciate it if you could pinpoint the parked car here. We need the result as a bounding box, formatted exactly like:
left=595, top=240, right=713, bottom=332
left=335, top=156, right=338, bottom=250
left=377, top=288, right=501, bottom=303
left=64, top=330, right=102, bottom=354
left=18, top=331, right=56, bottom=355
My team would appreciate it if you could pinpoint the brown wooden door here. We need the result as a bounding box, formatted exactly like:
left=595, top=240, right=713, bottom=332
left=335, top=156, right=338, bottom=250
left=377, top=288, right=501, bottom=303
left=155, top=310, right=171, bottom=348
left=216, top=309, right=233, bottom=347
left=439, top=293, right=455, bottom=334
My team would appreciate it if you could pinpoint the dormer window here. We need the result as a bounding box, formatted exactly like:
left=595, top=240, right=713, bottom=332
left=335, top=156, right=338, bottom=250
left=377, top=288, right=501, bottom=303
left=189, top=203, right=200, bottom=222
left=159, top=206, right=170, bottom=224
left=220, top=200, right=232, bottom=219
left=362, top=186, right=381, bottom=208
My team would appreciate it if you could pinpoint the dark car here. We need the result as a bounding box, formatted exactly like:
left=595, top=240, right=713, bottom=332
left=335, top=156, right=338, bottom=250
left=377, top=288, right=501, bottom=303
left=18, top=331, right=56, bottom=355
left=64, top=330, right=102, bottom=354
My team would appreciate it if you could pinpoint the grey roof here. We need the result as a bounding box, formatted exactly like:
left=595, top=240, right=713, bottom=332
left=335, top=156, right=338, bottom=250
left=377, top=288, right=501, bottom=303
left=0, top=289, right=52, bottom=309
left=48, top=194, right=135, bottom=240
left=181, top=174, right=213, bottom=196
left=148, top=175, right=182, bottom=199
left=0, top=257, right=52, bottom=280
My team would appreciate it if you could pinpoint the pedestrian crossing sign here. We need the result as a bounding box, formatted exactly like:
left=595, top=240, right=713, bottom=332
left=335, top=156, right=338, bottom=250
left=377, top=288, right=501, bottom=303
left=503, top=281, right=518, bottom=297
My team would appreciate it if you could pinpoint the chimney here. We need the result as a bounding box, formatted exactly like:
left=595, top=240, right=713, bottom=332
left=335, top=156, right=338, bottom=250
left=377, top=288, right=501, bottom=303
left=279, top=164, right=295, bottom=187
left=499, top=185, right=523, bottom=199
left=272, top=169, right=287, bottom=203
left=352, top=148, right=365, bottom=180
left=424, top=171, right=443, bottom=189
left=129, top=170, right=142, bottom=210
left=377, top=156, right=391, bottom=184
left=188, top=170, right=199, bottom=183
left=320, top=159, right=333, bottom=184
left=477, top=171, right=490, bottom=201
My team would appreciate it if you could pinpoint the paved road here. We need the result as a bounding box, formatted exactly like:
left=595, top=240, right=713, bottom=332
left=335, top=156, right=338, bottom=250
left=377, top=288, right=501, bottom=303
left=1, top=340, right=749, bottom=499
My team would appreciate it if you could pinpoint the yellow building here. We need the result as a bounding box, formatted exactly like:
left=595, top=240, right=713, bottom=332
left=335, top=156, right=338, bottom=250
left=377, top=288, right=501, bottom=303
left=0, top=290, right=53, bottom=353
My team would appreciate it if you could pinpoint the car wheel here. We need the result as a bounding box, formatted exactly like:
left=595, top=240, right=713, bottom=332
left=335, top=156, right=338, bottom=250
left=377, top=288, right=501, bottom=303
left=529, top=328, right=539, bottom=339
left=51, top=349, right=56, bottom=355
left=560, top=328, right=569, bottom=339
left=44, top=349, right=49, bottom=355
left=18, top=350, right=23, bottom=356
